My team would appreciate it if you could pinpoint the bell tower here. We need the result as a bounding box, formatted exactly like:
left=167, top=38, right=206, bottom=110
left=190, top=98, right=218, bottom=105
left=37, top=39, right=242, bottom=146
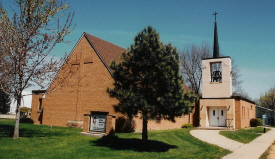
left=202, top=12, right=232, bottom=98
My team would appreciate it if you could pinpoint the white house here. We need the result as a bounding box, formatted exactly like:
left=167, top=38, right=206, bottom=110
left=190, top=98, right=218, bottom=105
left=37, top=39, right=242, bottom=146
left=9, top=91, right=32, bottom=114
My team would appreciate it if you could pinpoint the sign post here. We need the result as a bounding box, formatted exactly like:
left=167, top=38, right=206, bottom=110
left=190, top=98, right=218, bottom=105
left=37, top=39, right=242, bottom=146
left=262, top=114, right=266, bottom=133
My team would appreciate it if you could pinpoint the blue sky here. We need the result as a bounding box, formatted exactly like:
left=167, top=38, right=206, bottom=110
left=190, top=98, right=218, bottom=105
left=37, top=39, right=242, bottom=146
left=3, top=0, right=275, bottom=100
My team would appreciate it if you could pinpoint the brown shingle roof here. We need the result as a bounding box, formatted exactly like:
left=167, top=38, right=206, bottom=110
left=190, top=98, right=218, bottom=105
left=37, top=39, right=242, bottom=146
left=183, top=84, right=191, bottom=93
left=84, top=32, right=191, bottom=92
left=85, top=32, right=128, bottom=67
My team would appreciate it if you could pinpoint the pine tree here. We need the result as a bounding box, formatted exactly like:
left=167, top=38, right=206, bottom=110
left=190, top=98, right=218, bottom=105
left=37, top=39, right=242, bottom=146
left=107, top=26, right=197, bottom=143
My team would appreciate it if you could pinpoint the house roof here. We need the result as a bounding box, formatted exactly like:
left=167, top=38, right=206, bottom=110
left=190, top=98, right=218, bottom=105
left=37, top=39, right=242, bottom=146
left=84, top=32, right=128, bottom=66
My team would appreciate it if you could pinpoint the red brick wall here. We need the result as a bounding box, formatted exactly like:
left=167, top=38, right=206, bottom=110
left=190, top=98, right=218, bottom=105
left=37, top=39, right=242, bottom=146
left=32, top=36, right=121, bottom=128
left=106, top=115, right=116, bottom=135
left=134, top=113, right=193, bottom=132
left=235, top=99, right=241, bottom=129
left=30, top=94, right=44, bottom=124
left=235, top=99, right=256, bottom=129
left=240, top=100, right=255, bottom=128
left=83, top=115, right=90, bottom=132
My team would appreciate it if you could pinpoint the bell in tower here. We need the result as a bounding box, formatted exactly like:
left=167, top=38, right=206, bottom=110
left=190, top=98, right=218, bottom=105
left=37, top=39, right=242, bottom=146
left=211, top=62, right=222, bottom=82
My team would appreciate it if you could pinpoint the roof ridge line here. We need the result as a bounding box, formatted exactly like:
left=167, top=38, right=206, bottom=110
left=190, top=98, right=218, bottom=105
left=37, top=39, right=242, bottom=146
left=84, top=32, right=127, bottom=50
left=84, top=32, right=115, bottom=78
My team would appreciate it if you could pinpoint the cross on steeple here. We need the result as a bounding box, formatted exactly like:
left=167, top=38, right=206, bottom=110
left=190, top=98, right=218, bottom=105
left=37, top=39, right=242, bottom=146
left=213, top=11, right=218, bottom=22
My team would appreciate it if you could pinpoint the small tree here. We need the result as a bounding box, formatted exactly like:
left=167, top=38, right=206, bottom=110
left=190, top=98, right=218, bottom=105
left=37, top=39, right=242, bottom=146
left=0, top=89, right=11, bottom=114
left=259, top=87, right=275, bottom=110
left=107, top=26, right=197, bottom=142
left=0, top=0, right=74, bottom=139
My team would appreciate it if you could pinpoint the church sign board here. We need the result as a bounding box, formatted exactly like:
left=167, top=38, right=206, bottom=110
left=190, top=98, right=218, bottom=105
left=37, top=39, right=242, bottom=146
left=90, top=114, right=106, bottom=132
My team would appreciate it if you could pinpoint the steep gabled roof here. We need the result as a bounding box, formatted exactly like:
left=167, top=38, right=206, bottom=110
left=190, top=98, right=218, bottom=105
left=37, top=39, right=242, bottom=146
left=84, top=33, right=192, bottom=94
left=45, top=32, right=127, bottom=91
left=45, top=32, right=192, bottom=94
left=84, top=32, right=128, bottom=67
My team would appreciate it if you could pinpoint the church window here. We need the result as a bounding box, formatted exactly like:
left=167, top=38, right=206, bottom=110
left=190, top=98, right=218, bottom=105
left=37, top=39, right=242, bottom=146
left=250, top=106, right=253, bottom=119
left=243, top=107, right=245, bottom=119
left=38, top=98, right=42, bottom=111
left=247, top=108, right=249, bottom=118
left=242, top=107, right=243, bottom=119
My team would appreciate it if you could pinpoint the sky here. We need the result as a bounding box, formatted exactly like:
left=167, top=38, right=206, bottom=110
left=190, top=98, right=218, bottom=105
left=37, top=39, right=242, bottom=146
left=3, top=0, right=275, bottom=100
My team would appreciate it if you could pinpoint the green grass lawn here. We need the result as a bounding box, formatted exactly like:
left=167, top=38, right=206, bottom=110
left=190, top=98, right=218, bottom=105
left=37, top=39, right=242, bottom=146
left=0, top=119, right=230, bottom=159
left=219, top=127, right=271, bottom=144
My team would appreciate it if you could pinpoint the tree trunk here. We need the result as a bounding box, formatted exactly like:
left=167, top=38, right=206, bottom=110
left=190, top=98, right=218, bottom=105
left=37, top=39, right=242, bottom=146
left=142, top=113, right=148, bottom=142
left=13, top=97, right=21, bottom=139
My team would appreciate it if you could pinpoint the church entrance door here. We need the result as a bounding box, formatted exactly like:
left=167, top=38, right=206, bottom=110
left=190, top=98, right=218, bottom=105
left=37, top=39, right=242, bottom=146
left=209, top=107, right=227, bottom=127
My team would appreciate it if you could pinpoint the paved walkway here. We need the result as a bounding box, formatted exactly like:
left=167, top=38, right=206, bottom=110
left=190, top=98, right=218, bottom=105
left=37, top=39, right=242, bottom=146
left=190, top=128, right=275, bottom=159
left=0, top=114, right=16, bottom=119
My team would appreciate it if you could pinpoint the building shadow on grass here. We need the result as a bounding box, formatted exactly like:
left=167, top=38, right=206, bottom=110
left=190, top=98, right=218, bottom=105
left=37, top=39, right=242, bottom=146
left=0, top=124, right=65, bottom=138
left=91, top=135, right=177, bottom=152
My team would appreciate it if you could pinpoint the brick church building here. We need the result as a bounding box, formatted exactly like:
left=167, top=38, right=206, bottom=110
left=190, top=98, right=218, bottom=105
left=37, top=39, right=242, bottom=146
left=30, top=32, right=194, bottom=134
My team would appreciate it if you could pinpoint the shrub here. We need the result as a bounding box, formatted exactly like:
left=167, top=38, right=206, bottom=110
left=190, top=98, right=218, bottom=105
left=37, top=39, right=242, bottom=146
left=115, top=117, right=135, bottom=133
left=181, top=123, right=193, bottom=129
left=250, top=118, right=264, bottom=127
left=250, top=119, right=258, bottom=127
left=20, top=118, right=34, bottom=123
left=257, top=118, right=264, bottom=126
left=20, top=107, right=31, bottom=118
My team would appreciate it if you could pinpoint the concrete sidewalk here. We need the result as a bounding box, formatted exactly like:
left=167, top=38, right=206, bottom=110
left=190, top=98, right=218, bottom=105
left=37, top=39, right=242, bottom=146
left=0, top=114, right=16, bottom=119
left=190, top=130, right=244, bottom=151
left=190, top=128, right=275, bottom=159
